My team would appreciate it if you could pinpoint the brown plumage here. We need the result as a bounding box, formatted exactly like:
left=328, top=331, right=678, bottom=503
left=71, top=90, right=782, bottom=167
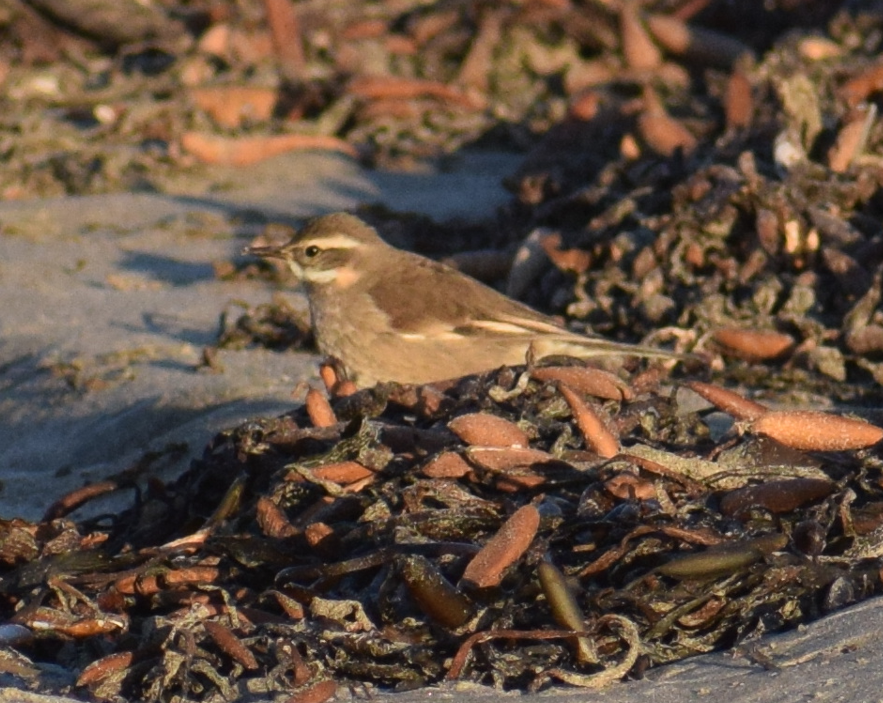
left=246, top=212, right=682, bottom=387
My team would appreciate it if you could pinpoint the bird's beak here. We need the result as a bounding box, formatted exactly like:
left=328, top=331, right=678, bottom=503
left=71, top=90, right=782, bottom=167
left=243, top=243, right=288, bottom=260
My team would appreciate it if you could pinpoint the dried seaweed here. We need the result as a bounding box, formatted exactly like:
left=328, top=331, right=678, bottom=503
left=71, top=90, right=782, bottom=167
left=4, top=1, right=883, bottom=700
left=2, top=362, right=881, bottom=701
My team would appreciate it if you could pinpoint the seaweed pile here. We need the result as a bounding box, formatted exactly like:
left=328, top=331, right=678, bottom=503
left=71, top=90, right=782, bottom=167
left=3, top=0, right=883, bottom=700
left=1, top=360, right=881, bottom=701
left=0, top=0, right=859, bottom=193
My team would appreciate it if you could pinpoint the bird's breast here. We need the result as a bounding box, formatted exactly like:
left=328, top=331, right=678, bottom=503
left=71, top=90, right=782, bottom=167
left=306, top=288, right=392, bottom=380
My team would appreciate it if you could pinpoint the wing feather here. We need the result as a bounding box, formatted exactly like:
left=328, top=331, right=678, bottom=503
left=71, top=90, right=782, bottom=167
left=366, top=254, right=562, bottom=336
left=364, top=251, right=681, bottom=359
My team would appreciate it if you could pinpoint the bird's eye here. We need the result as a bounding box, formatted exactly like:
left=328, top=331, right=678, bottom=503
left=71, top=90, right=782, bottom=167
left=304, top=245, right=321, bottom=258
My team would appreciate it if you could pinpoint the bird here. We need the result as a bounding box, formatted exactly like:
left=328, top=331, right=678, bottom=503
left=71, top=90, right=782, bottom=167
left=245, top=212, right=683, bottom=387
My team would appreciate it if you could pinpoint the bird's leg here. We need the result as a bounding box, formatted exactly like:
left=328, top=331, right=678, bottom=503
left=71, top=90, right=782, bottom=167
left=526, top=340, right=540, bottom=370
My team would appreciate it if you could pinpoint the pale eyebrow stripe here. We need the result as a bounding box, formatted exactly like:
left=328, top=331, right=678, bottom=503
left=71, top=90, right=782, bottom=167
left=303, top=233, right=362, bottom=249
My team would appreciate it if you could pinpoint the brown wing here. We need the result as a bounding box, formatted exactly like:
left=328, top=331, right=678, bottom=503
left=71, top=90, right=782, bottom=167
left=364, top=250, right=683, bottom=360
left=365, top=253, right=564, bottom=336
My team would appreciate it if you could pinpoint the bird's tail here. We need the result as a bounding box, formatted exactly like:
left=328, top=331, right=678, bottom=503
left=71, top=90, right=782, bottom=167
left=529, top=335, right=686, bottom=361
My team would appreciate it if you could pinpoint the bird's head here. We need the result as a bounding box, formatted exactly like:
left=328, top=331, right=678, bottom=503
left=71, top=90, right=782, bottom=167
left=245, top=213, right=388, bottom=289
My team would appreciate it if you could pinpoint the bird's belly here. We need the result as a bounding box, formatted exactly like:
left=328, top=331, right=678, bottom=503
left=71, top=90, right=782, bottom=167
left=326, top=330, right=532, bottom=386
